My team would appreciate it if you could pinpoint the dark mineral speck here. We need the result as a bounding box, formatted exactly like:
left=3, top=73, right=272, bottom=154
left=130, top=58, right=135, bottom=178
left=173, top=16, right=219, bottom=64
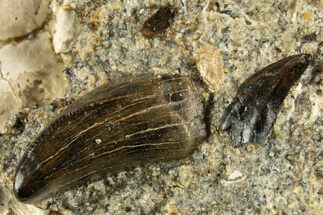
left=141, top=6, right=176, bottom=37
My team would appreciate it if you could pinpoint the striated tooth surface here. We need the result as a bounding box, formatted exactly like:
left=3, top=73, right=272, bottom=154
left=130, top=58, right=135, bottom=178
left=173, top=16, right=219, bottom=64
left=14, top=74, right=208, bottom=203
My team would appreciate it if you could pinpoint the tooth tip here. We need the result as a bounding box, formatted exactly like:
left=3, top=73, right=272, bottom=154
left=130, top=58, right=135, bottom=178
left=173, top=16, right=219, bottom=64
left=299, top=53, right=312, bottom=63
left=13, top=174, right=29, bottom=202
left=219, top=121, right=228, bottom=130
left=13, top=165, right=43, bottom=203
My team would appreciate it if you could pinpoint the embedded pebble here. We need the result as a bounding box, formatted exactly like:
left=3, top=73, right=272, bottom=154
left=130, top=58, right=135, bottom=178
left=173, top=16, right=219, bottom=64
left=195, top=44, right=224, bottom=92
left=141, top=6, right=176, bottom=37
left=0, top=32, right=67, bottom=133
left=0, top=0, right=50, bottom=40
left=53, top=6, right=78, bottom=53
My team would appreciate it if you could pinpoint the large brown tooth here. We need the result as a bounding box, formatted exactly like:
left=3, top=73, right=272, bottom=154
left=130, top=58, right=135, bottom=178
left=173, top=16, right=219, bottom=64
left=14, top=74, right=208, bottom=203
left=220, top=54, right=312, bottom=146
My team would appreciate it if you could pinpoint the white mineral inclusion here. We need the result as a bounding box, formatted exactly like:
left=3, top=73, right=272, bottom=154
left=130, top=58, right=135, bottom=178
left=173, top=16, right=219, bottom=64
left=0, top=0, right=51, bottom=40
left=0, top=32, right=67, bottom=133
left=53, top=6, right=78, bottom=53
left=228, top=170, right=243, bottom=181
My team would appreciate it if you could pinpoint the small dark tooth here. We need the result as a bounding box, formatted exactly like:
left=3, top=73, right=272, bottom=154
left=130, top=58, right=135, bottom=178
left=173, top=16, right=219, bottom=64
left=220, top=54, right=312, bottom=146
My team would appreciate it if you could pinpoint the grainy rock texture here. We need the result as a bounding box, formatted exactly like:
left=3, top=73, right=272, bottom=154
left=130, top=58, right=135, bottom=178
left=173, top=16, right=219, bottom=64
left=0, top=0, right=322, bottom=214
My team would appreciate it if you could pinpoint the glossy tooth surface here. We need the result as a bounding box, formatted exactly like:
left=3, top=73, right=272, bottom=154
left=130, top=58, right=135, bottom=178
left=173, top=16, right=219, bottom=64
left=220, top=54, right=312, bottom=146
left=14, top=74, right=208, bottom=202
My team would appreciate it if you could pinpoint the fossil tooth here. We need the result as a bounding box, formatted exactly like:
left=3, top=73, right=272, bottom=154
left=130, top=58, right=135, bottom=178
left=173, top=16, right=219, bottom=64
left=220, top=54, right=312, bottom=146
left=14, top=74, right=208, bottom=202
